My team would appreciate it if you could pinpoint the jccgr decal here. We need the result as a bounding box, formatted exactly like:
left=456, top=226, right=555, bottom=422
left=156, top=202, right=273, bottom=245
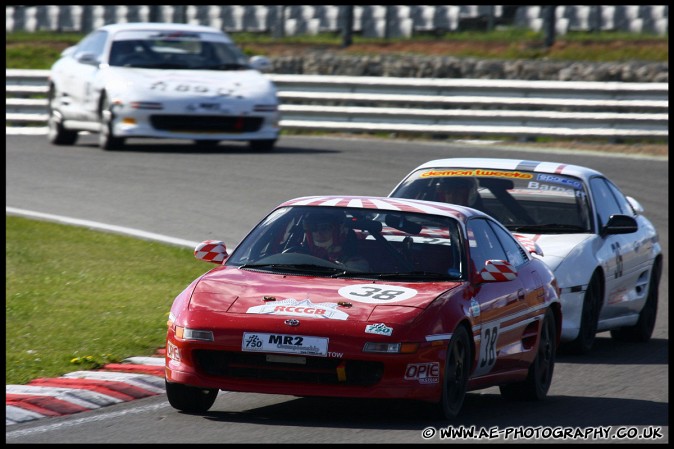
left=247, top=298, right=349, bottom=320
left=473, top=322, right=500, bottom=377
left=404, top=362, right=440, bottom=384
left=338, top=284, right=417, bottom=304
left=365, top=323, right=393, bottom=336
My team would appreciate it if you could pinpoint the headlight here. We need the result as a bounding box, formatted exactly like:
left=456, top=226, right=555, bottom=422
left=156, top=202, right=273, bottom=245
left=362, top=342, right=419, bottom=354
left=130, top=101, right=163, bottom=110
left=175, top=326, right=214, bottom=342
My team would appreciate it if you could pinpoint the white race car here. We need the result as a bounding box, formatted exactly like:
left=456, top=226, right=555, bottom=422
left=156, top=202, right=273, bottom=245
left=47, top=22, right=280, bottom=151
left=389, top=158, right=662, bottom=354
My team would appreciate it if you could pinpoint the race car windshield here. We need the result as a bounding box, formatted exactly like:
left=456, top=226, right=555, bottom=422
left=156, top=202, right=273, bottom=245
left=391, top=169, right=592, bottom=233
left=227, top=206, right=466, bottom=280
left=109, top=34, right=250, bottom=70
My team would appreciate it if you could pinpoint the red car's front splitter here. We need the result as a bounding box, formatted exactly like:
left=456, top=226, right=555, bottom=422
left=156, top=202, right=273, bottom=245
left=166, top=359, right=443, bottom=403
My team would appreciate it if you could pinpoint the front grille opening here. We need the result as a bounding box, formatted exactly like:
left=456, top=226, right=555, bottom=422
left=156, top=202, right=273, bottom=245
left=150, top=115, right=263, bottom=133
left=193, top=350, right=384, bottom=386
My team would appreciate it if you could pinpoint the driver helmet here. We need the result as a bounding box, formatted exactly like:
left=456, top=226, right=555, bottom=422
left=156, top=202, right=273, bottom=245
left=435, top=177, right=479, bottom=207
left=303, top=210, right=348, bottom=257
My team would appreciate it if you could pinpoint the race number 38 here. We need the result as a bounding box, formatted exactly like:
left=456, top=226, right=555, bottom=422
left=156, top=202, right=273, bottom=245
left=338, top=284, right=417, bottom=304
left=473, top=323, right=500, bottom=377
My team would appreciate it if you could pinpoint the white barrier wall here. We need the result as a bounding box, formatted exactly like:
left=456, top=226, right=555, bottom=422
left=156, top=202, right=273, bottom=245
left=5, top=5, right=669, bottom=36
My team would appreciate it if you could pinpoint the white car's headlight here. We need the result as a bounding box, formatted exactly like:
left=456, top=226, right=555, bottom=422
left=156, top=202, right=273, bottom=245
left=130, top=101, right=164, bottom=110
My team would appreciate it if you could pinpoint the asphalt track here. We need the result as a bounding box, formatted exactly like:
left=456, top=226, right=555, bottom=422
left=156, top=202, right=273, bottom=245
left=5, top=134, right=668, bottom=443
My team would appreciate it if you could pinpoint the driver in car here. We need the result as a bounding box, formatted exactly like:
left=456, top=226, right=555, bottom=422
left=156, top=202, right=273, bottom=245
left=302, top=211, right=370, bottom=271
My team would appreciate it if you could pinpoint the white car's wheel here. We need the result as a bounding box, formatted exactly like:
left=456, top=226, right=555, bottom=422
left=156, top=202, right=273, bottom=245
left=611, top=261, right=661, bottom=343
left=249, top=139, right=276, bottom=152
left=564, top=272, right=601, bottom=354
left=47, top=88, right=78, bottom=146
left=99, top=95, right=125, bottom=151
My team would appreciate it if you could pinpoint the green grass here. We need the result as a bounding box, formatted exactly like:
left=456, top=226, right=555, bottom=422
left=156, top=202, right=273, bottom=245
left=5, top=215, right=211, bottom=385
left=5, top=29, right=668, bottom=70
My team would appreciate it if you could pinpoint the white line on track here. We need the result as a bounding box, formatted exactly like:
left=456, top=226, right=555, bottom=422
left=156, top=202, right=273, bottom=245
left=6, top=207, right=200, bottom=249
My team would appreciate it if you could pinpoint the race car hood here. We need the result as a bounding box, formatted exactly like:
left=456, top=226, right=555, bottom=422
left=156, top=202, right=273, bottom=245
left=522, top=233, right=593, bottom=271
left=105, top=67, right=276, bottom=101
left=188, top=266, right=459, bottom=323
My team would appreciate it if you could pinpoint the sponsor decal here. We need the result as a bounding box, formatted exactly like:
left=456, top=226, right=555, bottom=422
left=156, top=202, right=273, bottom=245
left=365, top=323, right=393, bottom=336
left=535, top=174, right=583, bottom=189
left=420, top=169, right=533, bottom=179
left=607, top=287, right=628, bottom=305
left=526, top=181, right=577, bottom=193
left=247, top=298, right=349, bottom=320
left=166, top=341, right=180, bottom=362
left=149, top=80, right=238, bottom=97
left=186, top=102, right=229, bottom=113
left=242, top=332, right=328, bottom=356
left=469, top=298, right=480, bottom=317
left=473, top=322, right=500, bottom=377
left=338, top=284, right=417, bottom=304
left=404, top=362, right=440, bottom=384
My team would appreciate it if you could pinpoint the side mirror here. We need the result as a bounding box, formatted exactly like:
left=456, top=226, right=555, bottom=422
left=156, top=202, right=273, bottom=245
left=75, top=51, right=99, bottom=66
left=194, top=240, right=228, bottom=264
left=249, top=55, right=272, bottom=72
left=601, top=214, right=638, bottom=236
left=478, top=260, right=518, bottom=283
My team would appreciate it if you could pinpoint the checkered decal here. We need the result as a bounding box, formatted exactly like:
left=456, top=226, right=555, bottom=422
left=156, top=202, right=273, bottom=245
left=382, top=225, right=449, bottom=239
left=194, top=240, right=228, bottom=263
left=479, top=260, right=517, bottom=281
left=513, top=233, right=541, bottom=255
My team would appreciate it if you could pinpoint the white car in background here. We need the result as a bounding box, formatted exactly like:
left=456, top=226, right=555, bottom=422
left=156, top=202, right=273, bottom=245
left=389, top=158, right=662, bottom=354
left=47, top=22, right=280, bottom=151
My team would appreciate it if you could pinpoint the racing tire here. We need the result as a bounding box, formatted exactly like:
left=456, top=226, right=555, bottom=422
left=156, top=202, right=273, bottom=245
left=249, top=139, right=276, bottom=152
left=47, top=89, right=78, bottom=146
left=500, top=308, right=556, bottom=401
left=435, top=325, right=471, bottom=419
left=165, top=380, right=218, bottom=413
left=99, top=95, right=125, bottom=151
left=610, top=261, right=661, bottom=343
left=564, top=272, right=601, bottom=355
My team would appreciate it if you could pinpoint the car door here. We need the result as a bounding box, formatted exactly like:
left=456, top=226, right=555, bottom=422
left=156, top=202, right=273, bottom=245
left=466, top=218, right=531, bottom=377
left=66, top=30, right=108, bottom=121
left=590, top=176, right=650, bottom=319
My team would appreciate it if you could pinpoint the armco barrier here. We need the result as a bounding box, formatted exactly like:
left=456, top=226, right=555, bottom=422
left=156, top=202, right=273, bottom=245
left=6, top=69, right=669, bottom=141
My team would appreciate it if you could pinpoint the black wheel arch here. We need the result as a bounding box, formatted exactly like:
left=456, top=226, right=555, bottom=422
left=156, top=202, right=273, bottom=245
left=454, top=319, right=475, bottom=375
left=97, top=90, right=108, bottom=119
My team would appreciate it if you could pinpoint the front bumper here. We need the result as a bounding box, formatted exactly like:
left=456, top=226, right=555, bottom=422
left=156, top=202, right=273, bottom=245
left=111, top=104, right=280, bottom=141
left=559, top=289, right=585, bottom=342
left=165, top=339, right=447, bottom=403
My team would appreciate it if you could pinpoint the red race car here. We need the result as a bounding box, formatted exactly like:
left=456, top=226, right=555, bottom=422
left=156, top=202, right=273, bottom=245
left=165, top=195, right=561, bottom=419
